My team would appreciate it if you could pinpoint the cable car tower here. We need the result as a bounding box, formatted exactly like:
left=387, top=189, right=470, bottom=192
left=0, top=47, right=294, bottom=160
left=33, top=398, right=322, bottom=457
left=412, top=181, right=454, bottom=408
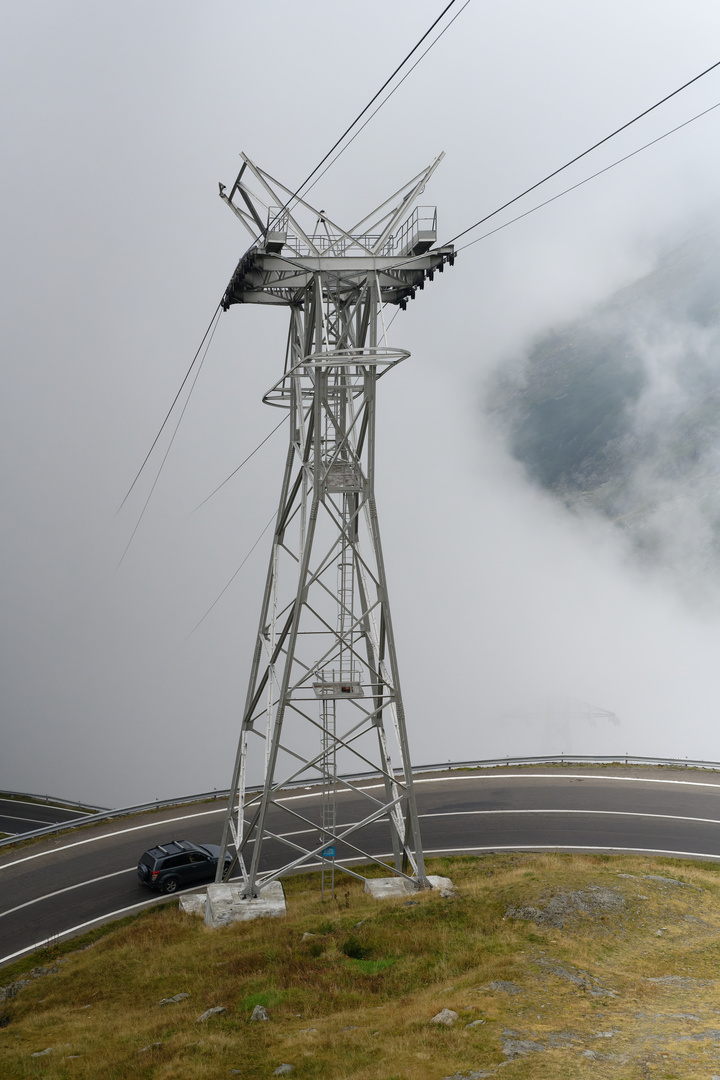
left=215, top=153, right=453, bottom=897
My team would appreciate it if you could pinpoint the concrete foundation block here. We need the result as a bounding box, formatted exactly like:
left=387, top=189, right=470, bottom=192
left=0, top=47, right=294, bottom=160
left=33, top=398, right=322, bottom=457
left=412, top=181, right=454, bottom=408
left=426, top=875, right=455, bottom=894
left=204, top=881, right=286, bottom=927
left=364, top=875, right=455, bottom=900
left=178, top=893, right=206, bottom=917
left=363, top=877, right=415, bottom=899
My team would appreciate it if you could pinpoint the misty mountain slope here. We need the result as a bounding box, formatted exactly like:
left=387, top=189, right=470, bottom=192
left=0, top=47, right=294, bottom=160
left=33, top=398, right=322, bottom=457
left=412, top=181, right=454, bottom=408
left=487, top=228, right=720, bottom=596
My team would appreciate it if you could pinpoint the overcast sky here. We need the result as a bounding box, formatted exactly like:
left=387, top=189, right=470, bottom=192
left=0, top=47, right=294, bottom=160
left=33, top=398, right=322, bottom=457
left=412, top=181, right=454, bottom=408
left=3, top=1, right=720, bottom=807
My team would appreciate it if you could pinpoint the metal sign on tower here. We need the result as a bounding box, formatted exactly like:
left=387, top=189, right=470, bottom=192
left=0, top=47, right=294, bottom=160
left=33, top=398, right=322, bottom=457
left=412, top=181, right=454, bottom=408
left=214, top=153, right=453, bottom=898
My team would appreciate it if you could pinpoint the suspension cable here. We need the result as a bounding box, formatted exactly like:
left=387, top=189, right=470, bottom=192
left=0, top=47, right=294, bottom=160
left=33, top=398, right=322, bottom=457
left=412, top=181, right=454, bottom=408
left=444, top=57, right=720, bottom=248
left=260, top=1, right=464, bottom=237
left=183, top=509, right=277, bottom=641
left=117, top=302, right=221, bottom=512
left=192, top=414, right=289, bottom=513
left=117, top=308, right=221, bottom=565
left=454, top=98, right=720, bottom=253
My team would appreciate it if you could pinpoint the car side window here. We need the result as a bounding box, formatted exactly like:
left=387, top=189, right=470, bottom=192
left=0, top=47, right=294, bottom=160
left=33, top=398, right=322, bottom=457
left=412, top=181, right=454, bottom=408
left=163, top=853, right=192, bottom=869
left=189, top=852, right=208, bottom=863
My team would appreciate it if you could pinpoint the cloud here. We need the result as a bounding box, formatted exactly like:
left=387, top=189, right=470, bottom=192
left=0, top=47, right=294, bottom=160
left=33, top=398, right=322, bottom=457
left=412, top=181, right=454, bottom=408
left=486, top=223, right=720, bottom=606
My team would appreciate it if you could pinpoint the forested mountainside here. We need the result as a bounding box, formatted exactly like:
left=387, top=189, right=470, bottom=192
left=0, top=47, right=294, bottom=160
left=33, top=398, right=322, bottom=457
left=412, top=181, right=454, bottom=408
left=487, top=228, right=720, bottom=597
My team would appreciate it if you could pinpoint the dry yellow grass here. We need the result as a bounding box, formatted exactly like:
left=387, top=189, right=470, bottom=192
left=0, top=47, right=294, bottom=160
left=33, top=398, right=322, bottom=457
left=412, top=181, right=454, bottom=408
left=3, top=853, right=720, bottom=1078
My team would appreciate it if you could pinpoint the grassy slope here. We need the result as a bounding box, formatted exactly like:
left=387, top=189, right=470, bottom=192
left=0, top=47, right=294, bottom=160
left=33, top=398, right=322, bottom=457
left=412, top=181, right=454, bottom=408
left=3, top=853, right=720, bottom=1078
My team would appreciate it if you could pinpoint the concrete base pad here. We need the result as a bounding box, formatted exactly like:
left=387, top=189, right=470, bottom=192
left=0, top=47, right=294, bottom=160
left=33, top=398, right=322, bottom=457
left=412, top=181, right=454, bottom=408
left=364, top=875, right=455, bottom=899
left=204, top=881, right=287, bottom=927
left=426, top=875, right=455, bottom=894
left=178, top=893, right=206, bottom=917
left=364, top=877, right=415, bottom=899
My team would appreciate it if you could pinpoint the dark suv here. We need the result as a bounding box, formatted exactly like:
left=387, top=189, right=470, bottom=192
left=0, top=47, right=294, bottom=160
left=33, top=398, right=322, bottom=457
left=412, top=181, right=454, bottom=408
left=137, top=839, right=231, bottom=894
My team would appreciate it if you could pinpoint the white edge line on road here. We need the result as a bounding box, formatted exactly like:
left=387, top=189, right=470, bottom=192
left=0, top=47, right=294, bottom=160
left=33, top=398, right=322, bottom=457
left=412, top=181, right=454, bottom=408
left=421, top=808, right=720, bottom=826
left=6, top=807, right=720, bottom=923
left=0, top=868, right=136, bottom=920
left=0, top=897, right=177, bottom=965
left=0, top=809, right=225, bottom=870
left=216, top=807, right=720, bottom=838
left=421, top=845, right=720, bottom=860
left=277, top=773, right=720, bottom=801
left=1, top=815, right=56, bottom=826
left=4, top=841, right=720, bottom=968
left=412, top=773, right=720, bottom=790
left=4, top=771, right=720, bottom=873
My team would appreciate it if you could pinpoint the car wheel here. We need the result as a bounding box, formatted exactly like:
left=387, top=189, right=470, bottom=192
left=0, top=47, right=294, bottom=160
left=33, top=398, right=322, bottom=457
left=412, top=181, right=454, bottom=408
left=162, top=877, right=179, bottom=894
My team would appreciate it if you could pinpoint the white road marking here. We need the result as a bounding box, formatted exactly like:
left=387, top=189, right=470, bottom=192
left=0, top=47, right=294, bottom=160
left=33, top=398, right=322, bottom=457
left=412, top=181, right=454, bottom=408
left=3, top=771, right=720, bottom=874
left=4, top=839, right=720, bottom=968
left=413, top=773, right=720, bottom=790
left=5, top=807, right=720, bottom=921
left=0, top=808, right=224, bottom=871
left=420, top=808, right=720, bottom=826
left=196, top=807, right=720, bottom=841
left=276, top=773, right=720, bottom=801
left=421, top=845, right=720, bottom=860
left=0, top=897, right=176, bottom=965
left=1, top=814, right=56, bottom=826
left=0, top=868, right=135, bottom=919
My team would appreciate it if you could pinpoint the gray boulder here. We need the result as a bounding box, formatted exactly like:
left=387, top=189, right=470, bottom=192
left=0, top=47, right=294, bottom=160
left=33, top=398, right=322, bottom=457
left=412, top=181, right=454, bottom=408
left=431, top=1008, right=458, bottom=1026
left=196, top=1006, right=227, bottom=1022
left=251, top=1004, right=270, bottom=1021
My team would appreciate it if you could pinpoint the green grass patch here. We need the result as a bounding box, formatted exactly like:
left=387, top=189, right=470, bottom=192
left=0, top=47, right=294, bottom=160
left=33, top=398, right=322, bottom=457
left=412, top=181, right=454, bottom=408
left=348, top=957, right=397, bottom=975
left=240, top=988, right=286, bottom=1012
left=341, top=934, right=372, bottom=960
left=4, top=853, right=720, bottom=1078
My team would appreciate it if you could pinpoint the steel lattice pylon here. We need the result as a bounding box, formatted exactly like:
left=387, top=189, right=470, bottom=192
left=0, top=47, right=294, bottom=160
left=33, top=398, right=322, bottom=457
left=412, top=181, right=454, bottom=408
left=215, top=153, right=454, bottom=897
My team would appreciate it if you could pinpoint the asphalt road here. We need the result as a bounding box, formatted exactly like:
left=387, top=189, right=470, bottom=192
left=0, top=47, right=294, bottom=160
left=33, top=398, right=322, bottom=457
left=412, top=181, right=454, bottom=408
left=3, top=766, right=720, bottom=968
left=0, top=798, right=92, bottom=837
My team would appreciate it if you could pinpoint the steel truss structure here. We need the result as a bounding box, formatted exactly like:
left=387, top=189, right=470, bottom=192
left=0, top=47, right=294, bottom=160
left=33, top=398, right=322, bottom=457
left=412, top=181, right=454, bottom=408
left=215, top=153, right=453, bottom=897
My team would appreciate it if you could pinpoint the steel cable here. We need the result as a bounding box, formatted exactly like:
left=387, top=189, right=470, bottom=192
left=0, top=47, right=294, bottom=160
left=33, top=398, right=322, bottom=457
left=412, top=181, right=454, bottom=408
left=444, top=57, right=720, bottom=249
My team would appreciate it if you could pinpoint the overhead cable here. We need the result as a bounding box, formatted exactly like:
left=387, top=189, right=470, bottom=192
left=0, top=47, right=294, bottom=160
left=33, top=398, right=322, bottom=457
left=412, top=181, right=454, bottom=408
left=183, top=509, right=277, bottom=641
left=263, top=0, right=463, bottom=233
left=117, top=300, right=222, bottom=509
left=455, top=98, right=720, bottom=252
left=446, top=57, right=720, bottom=248
left=302, top=0, right=473, bottom=199
left=120, top=5, right=468, bottom=520
left=117, top=308, right=221, bottom=566
left=261, top=62, right=720, bottom=288
left=192, top=414, right=288, bottom=513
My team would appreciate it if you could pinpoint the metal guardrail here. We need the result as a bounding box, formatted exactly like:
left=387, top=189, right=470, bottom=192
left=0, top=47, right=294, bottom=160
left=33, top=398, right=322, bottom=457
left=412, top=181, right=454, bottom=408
left=2, top=753, right=719, bottom=851
left=0, top=788, right=232, bottom=849
left=0, top=790, right=108, bottom=812
left=425, top=753, right=720, bottom=772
